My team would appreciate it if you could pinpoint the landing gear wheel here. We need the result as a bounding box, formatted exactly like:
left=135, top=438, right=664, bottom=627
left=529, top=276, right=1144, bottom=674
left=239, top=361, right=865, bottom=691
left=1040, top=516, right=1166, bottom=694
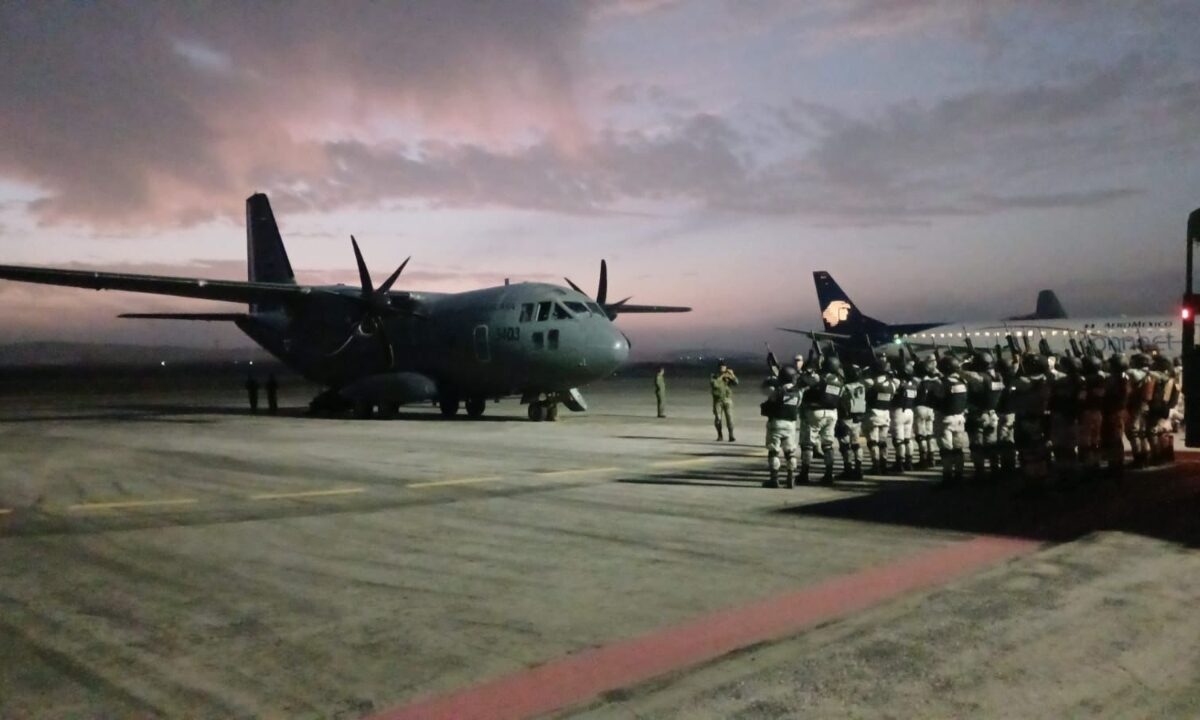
left=378, top=401, right=399, bottom=420
left=545, top=403, right=559, bottom=422
left=527, top=402, right=547, bottom=422
left=439, top=395, right=460, bottom=418
left=465, top=397, right=486, bottom=419
left=352, top=399, right=374, bottom=420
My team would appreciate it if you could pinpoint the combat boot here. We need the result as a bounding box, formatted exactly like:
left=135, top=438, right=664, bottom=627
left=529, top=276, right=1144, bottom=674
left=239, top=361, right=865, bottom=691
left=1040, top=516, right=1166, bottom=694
left=820, top=468, right=834, bottom=485
left=762, top=469, right=779, bottom=489
left=715, top=424, right=723, bottom=442
left=798, top=464, right=811, bottom=484
left=903, top=456, right=914, bottom=472
left=853, top=460, right=863, bottom=480
left=728, top=434, right=736, bottom=443
left=784, top=466, right=795, bottom=489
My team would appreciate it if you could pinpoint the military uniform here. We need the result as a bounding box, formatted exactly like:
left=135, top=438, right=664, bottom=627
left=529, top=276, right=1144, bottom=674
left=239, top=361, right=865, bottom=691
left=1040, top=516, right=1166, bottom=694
left=1101, top=355, right=1130, bottom=478
left=761, top=368, right=802, bottom=488
left=995, top=358, right=1019, bottom=476
left=913, top=358, right=940, bottom=470
left=862, top=358, right=897, bottom=475
left=964, top=353, right=1004, bottom=481
left=1124, top=355, right=1154, bottom=468
left=245, top=375, right=260, bottom=413
left=838, top=366, right=867, bottom=480
left=1148, top=356, right=1178, bottom=464
left=933, top=356, right=969, bottom=485
left=710, top=365, right=739, bottom=441
left=1012, top=355, right=1051, bottom=490
left=890, top=363, right=917, bottom=473
left=654, top=368, right=667, bottom=418
left=1078, top=356, right=1107, bottom=474
left=1048, top=357, right=1084, bottom=482
left=802, top=357, right=843, bottom=484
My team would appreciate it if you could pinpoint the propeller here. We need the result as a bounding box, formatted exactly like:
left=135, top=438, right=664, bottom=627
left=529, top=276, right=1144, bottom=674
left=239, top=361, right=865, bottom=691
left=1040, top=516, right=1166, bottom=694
left=564, top=259, right=632, bottom=320
left=327, top=236, right=414, bottom=368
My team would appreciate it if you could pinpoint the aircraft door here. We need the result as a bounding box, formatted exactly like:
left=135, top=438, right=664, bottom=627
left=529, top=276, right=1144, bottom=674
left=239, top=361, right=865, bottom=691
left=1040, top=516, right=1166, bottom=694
left=473, top=324, right=491, bottom=363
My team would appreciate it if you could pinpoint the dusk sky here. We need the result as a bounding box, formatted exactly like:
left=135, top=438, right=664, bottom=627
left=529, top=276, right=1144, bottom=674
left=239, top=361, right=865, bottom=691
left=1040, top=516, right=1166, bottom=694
left=1, top=1, right=1197, bottom=358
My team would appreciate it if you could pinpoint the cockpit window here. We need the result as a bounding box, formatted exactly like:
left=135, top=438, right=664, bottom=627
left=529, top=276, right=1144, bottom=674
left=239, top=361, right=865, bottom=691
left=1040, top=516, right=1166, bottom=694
left=536, top=301, right=552, bottom=322
left=586, top=302, right=603, bottom=315
left=565, top=301, right=589, bottom=315
left=519, top=303, right=534, bottom=322
left=553, top=302, right=572, bottom=320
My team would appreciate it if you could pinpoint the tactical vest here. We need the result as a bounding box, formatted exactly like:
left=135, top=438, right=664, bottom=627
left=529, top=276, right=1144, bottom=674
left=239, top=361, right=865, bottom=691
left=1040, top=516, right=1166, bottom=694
left=942, top=374, right=969, bottom=415
left=1049, top=374, right=1084, bottom=417
left=894, top=378, right=917, bottom=409
left=817, top=373, right=843, bottom=410
left=762, top=384, right=802, bottom=421
left=1083, top=372, right=1108, bottom=411
left=915, top=376, right=938, bottom=407
left=1103, top=372, right=1129, bottom=413
left=1125, top=368, right=1154, bottom=411
left=842, top=381, right=867, bottom=417
left=866, top=376, right=895, bottom=410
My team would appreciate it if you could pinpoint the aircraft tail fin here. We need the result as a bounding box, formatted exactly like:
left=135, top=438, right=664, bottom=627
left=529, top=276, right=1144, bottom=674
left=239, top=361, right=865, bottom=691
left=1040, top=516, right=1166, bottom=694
left=1035, top=290, right=1067, bottom=319
left=246, top=193, right=295, bottom=312
left=811, top=271, right=889, bottom=335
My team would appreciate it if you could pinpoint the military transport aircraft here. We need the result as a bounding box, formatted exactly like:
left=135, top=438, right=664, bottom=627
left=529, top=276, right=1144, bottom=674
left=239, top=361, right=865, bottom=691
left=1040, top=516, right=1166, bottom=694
left=0, top=194, right=689, bottom=421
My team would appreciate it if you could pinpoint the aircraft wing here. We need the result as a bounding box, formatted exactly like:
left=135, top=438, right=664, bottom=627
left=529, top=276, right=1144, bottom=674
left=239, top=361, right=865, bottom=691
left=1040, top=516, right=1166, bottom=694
left=119, top=313, right=247, bottom=321
left=0, top=264, right=316, bottom=305
left=775, top=327, right=852, bottom=339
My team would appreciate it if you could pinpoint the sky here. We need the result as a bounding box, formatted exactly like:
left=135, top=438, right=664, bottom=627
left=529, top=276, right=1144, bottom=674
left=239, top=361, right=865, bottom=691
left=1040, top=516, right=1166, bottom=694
left=0, top=0, right=1197, bottom=358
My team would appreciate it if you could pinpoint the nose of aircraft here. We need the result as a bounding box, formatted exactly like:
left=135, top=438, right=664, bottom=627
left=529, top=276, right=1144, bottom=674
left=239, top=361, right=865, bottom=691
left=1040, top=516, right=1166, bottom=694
left=594, top=323, right=630, bottom=374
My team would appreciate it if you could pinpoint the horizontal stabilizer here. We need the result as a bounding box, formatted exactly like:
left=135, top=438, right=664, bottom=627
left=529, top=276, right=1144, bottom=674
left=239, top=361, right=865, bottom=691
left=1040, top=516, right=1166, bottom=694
left=119, top=313, right=246, bottom=321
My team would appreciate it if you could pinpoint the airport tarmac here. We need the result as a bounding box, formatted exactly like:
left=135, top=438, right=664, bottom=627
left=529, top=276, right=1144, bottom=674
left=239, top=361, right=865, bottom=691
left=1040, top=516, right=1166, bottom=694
left=0, top=374, right=1197, bottom=719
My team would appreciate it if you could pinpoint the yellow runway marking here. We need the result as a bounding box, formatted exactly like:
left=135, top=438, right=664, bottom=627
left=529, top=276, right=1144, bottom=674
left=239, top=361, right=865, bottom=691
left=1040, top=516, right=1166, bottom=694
left=68, top=498, right=198, bottom=512
left=651, top=458, right=715, bottom=468
left=249, top=487, right=366, bottom=501
left=536, top=466, right=620, bottom=477
left=408, top=476, right=502, bottom=489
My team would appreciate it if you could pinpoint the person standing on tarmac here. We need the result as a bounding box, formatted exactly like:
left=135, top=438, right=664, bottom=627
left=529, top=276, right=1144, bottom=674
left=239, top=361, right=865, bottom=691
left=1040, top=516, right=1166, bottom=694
left=1013, top=354, right=1052, bottom=491
left=1101, top=354, right=1131, bottom=479
left=1078, top=355, right=1107, bottom=474
left=1125, top=353, right=1155, bottom=468
left=654, top=367, right=667, bottom=418
left=963, top=351, right=1004, bottom=482
left=1148, top=355, right=1178, bottom=464
left=838, top=363, right=867, bottom=480
left=710, top=360, right=739, bottom=442
left=890, top=358, right=918, bottom=473
left=266, top=373, right=279, bottom=415
left=995, top=356, right=1019, bottom=478
left=801, top=355, right=843, bottom=485
left=932, top=355, right=969, bottom=486
left=1048, top=355, right=1084, bottom=483
left=245, top=373, right=260, bottom=414
left=761, top=366, right=803, bottom=488
left=913, top=356, right=940, bottom=470
left=862, top=355, right=897, bottom=475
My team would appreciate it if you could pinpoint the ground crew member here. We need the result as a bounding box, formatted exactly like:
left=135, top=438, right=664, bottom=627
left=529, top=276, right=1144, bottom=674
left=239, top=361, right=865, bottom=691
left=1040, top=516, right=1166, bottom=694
left=964, top=351, right=1004, bottom=482
left=654, top=367, right=667, bottom=418
left=1126, top=353, right=1155, bottom=468
left=933, top=355, right=969, bottom=486
left=266, top=373, right=279, bottom=414
left=245, top=374, right=260, bottom=414
left=761, top=366, right=802, bottom=488
left=802, top=355, right=843, bottom=484
left=839, top=363, right=867, bottom=480
left=1149, top=355, right=1178, bottom=464
left=996, top=356, right=1019, bottom=477
left=710, top=360, right=738, bottom=442
left=1077, top=356, right=1107, bottom=474
left=863, top=355, right=896, bottom=475
left=1048, top=355, right=1084, bottom=482
left=890, top=358, right=917, bottom=473
left=913, top=356, right=939, bottom=470
left=1102, top=353, right=1130, bottom=478
left=1013, top=353, right=1052, bottom=491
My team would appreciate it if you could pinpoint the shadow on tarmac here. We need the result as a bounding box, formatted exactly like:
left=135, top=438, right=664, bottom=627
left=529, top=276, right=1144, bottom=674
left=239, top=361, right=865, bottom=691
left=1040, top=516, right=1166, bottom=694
left=0, top=404, right=528, bottom=424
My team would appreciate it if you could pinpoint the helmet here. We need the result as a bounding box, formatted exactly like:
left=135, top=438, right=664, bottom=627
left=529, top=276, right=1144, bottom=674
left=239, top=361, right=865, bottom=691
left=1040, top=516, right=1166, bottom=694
left=937, top=355, right=961, bottom=375
left=1108, top=353, right=1129, bottom=373
left=844, top=364, right=861, bottom=382
left=997, top=356, right=1015, bottom=381
left=922, top=356, right=938, bottom=375
left=1152, top=355, right=1171, bottom=372
left=778, top=365, right=798, bottom=384
left=975, top=351, right=995, bottom=369
left=871, top=355, right=890, bottom=375
left=1081, top=355, right=1103, bottom=374
left=822, top=356, right=842, bottom=375
left=1058, top=356, right=1080, bottom=375
left=1131, top=353, right=1150, bottom=369
left=898, top=360, right=915, bottom=379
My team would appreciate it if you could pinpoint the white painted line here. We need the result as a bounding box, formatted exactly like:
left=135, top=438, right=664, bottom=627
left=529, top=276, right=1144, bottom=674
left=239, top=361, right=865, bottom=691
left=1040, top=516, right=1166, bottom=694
left=408, top=476, right=502, bottom=489
left=249, top=487, right=366, bottom=501
left=68, top=498, right=198, bottom=512
left=536, top=466, right=620, bottom=477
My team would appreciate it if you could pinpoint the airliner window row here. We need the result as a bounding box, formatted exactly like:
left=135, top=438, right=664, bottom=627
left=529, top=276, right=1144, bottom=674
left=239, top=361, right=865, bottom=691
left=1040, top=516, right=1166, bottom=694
left=518, top=301, right=603, bottom=322
left=897, top=328, right=1140, bottom=341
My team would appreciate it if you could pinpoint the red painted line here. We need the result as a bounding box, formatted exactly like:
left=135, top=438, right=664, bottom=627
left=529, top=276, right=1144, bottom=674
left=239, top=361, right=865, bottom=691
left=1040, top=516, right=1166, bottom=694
left=370, top=534, right=1038, bottom=720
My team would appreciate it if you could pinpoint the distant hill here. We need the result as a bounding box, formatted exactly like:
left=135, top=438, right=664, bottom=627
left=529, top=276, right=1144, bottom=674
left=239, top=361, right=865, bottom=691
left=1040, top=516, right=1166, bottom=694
left=0, top=342, right=271, bottom=367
